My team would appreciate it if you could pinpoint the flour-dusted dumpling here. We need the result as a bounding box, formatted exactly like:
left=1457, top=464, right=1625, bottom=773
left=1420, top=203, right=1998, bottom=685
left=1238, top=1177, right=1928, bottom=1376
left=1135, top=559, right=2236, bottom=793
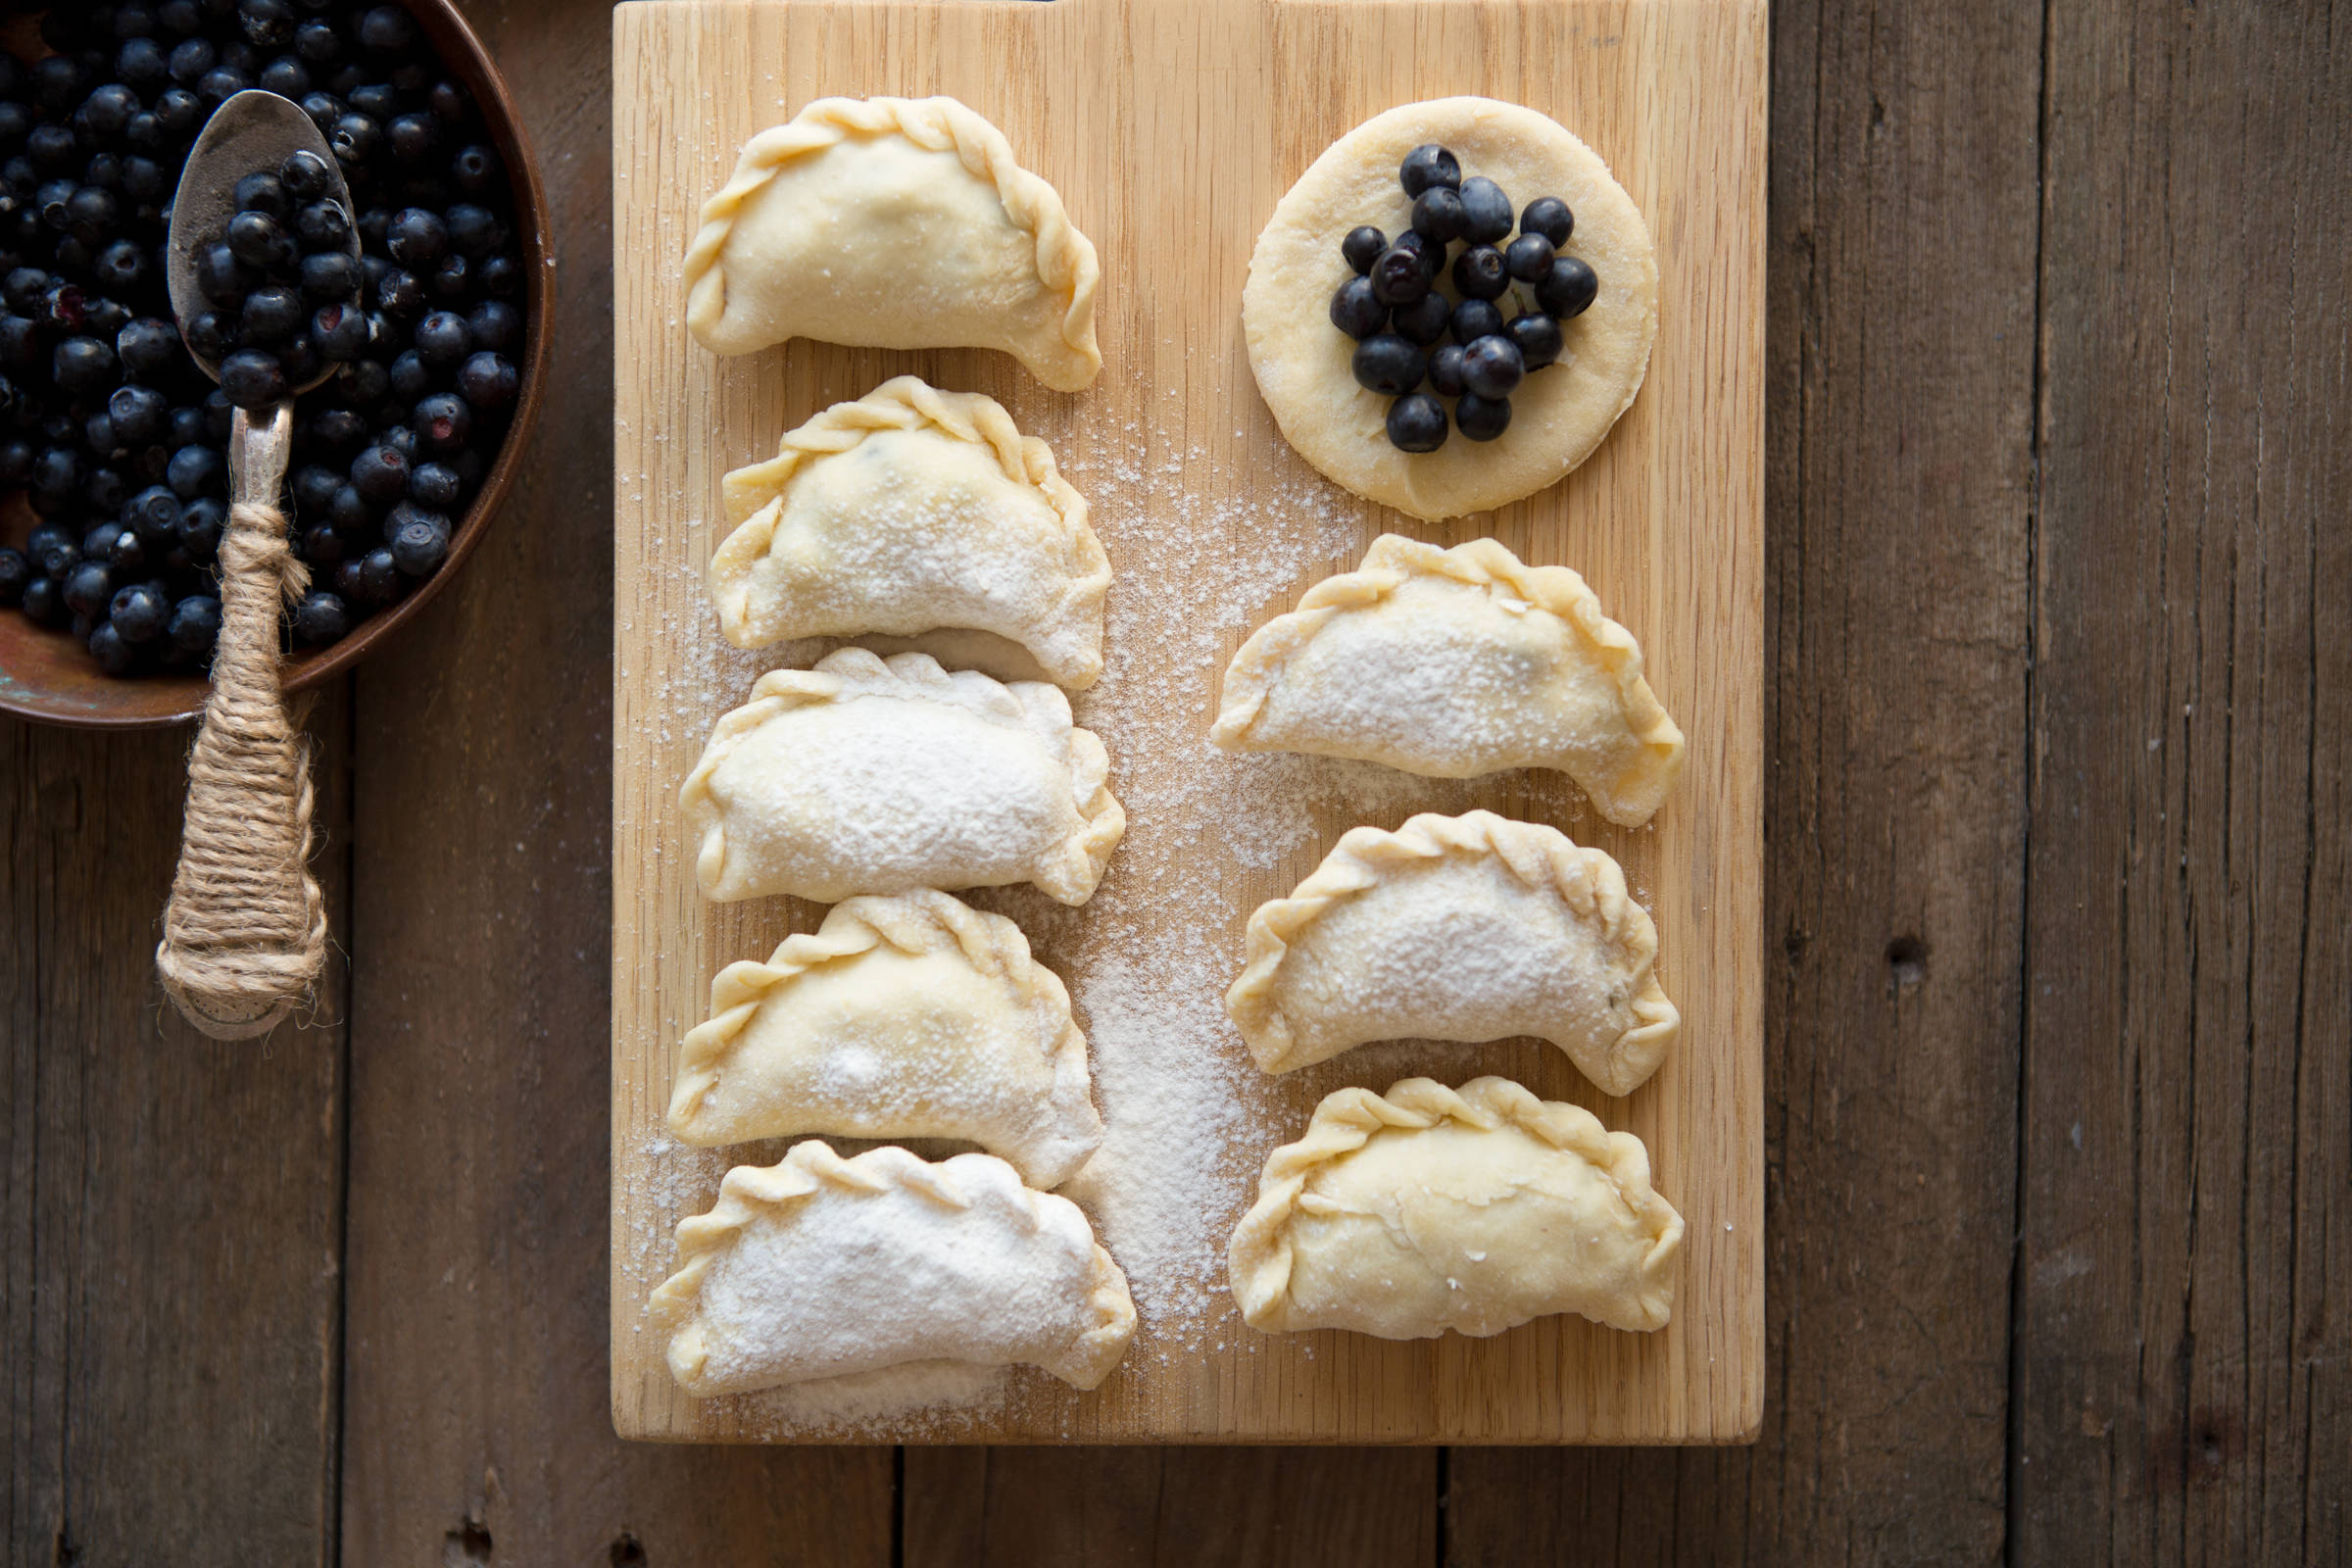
left=711, top=377, right=1109, bottom=689
left=682, top=650, right=1124, bottom=906
left=683, top=96, right=1101, bottom=391
left=1212, top=534, right=1683, bottom=826
left=1228, top=1077, right=1683, bottom=1340
left=654, top=1143, right=1136, bottom=1395
left=669, top=891, right=1102, bottom=1188
left=1228, top=810, right=1676, bottom=1096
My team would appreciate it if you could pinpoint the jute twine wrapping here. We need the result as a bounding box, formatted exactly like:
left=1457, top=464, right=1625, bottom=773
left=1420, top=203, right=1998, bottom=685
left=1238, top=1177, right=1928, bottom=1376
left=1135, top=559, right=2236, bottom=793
left=155, top=499, right=327, bottom=1040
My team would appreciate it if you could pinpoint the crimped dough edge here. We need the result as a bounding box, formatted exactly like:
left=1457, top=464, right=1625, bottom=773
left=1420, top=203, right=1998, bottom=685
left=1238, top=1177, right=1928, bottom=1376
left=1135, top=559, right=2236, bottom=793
left=682, top=96, right=1102, bottom=389
left=652, top=1143, right=1137, bottom=1394
left=678, top=649, right=1127, bottom=906
left=1226, top=1076, right=1684, bottom=1337
left=1224, top=809, right=1678, bottom=1094
left=667, top=889, right=1103, bottom=1187
left=1210, top=534, right=1684, bottom=825
left=710, top=376, right=1110, bottom=689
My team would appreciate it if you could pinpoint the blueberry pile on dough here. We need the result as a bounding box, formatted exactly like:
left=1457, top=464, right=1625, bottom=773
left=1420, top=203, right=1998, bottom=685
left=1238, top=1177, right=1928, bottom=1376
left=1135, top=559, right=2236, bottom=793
left=1227, top=1077, right=1683, bottom=1341
left=711, top=376, right=1109, bottom=689
left=1228, top=811, right=1678, bottom=1096
left=654, top=1143, right=1136, bottom=1396
left=1244, top=97, right=1657, bottom=519
left=683, top=96, right=1102, bottom=391
left=1212, top=534, right=1683, bottom=827
left=681, top=648, right=1124, bottom=906
left=668, top=891, right=1104, bottom=1188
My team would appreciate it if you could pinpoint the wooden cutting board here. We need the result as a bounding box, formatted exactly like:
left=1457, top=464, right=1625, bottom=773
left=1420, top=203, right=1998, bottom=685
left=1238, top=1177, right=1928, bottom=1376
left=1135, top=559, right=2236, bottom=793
left=610, top=0, right=1764, bottom=1444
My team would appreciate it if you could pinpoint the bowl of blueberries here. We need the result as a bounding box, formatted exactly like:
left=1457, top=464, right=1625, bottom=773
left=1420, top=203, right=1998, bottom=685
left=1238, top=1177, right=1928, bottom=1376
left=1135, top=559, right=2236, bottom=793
left=0, top=0, right=548, bottom=728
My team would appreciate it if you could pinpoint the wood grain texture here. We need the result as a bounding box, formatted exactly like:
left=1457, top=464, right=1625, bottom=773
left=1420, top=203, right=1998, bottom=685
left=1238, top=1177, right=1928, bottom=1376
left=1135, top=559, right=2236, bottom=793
left=610, top=0, right=1765, bottom=1444
left=2014, top=3, right=2352, bottom=1563
left=1, top=700, right=350, bottom=1568
left=332, top=1, right=893, bottom=1562
left=1445, top=0, right=2042, bottom=1550
left=904, top=1447, right=1436, bottom=1566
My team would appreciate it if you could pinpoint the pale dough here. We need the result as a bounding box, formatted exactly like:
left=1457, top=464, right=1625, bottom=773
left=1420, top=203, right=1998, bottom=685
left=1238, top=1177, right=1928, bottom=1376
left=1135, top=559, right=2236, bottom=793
left=1243, top=97, right=1657, bottom=519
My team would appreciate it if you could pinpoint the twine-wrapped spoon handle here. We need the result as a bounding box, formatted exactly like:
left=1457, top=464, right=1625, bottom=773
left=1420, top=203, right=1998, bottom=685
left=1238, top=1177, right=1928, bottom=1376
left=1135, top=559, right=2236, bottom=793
left=155, top=403, right=325, bottom=1039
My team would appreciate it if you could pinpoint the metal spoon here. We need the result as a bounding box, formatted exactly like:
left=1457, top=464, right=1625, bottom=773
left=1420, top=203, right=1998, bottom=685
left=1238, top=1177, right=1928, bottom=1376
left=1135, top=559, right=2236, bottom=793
left=154, top=89, right=358, bottom=1041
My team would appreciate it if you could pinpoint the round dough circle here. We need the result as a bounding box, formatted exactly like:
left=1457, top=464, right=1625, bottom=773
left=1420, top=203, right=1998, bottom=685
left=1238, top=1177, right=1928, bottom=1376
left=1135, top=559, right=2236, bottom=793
left=1243, top=98, right=1658, bottom=521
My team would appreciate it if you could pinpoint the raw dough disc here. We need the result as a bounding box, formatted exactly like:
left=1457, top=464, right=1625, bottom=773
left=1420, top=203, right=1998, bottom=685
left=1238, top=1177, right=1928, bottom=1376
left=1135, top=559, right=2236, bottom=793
left=1243, top=97, right=1658, bottom=521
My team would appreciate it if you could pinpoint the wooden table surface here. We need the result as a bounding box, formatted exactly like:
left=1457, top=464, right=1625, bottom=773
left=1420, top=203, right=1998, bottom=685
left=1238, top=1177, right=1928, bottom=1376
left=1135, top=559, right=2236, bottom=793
left=3, top=0, right=2344, bottom=1561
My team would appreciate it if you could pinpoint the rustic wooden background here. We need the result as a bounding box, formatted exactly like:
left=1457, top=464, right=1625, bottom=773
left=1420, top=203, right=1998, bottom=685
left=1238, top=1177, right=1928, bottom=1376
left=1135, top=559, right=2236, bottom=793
left=3, top=0, right=2344, bottom=1561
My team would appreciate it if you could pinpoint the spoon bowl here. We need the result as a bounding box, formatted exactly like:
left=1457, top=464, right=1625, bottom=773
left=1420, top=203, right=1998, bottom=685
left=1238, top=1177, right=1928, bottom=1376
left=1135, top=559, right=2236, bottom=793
left=165, top=89, right=361, bottom=396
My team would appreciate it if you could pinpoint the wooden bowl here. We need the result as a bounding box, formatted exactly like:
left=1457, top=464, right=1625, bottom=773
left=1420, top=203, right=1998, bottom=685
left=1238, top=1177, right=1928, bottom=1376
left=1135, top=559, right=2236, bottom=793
left=0, top=0, right=552, bottom=730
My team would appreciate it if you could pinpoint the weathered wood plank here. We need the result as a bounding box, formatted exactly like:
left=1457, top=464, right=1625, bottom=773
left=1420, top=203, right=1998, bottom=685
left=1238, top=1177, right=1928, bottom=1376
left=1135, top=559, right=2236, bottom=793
left=1447, top=0, right=2042, bottom=1553
left=1, top=698, right=350, bottom=1568
left=904, top=1448, right=1436, bottom=1568
left=331, top=1, right=896, bottom=1561
left=2014, top=4, right=2352, bottom=1562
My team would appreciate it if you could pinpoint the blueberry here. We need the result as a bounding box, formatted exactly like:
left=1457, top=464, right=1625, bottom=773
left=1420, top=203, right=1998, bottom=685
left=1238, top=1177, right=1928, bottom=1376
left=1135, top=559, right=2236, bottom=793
left=168, top=593, right=220, bottom=653
left=81, top=83, right=140, bottom=140
left=1387, top=228, right=1443, bottom=279
left=1455, top=391, right=1512, bottom=442
left=108, top=384, right=172, bottom=446
left=0, top=317, right=36, bottom=371
left=1350, top=333, right=1425, bottom=397
left=87, top=619, right=138, bottom=674
left=118, top=318, right=182, bottom=380
left=301, top=249, right=359, bottom=304
left=0, top=439, right=31, bottom=487
left=202, top=390, right=234, bottom=443
left=1504, top=311, right=1562, bottom=370
left=167, top=442, right=221, bottom=497
left=260, top=55, right=310, bottom=98
left=1398, top=143, right=1460, bottom=197
left=198, top=66, right=255, bottom=107
left=30, top=446, right=84, bottom=498
left=220, top=348, right=287, bottom=409
left=21, top=575, right=68, bottom=626
left=154, top=86, right=203, bottom=139
left=449, top=143, right=500, bottom=196
left=296, top=198, right=352, bottom=250
left=197, top=242, right=256, bottom=307
left=387, top=350, right=431, bottom=403
left=426, top=255, right=470, bottom=303
left=475, top=255, right=518, bottom=299
left=1449, top=298, right=1503, bottom=346
left=175, top=495, right=224, bottom=560
left=349, top=546, right=400, bottom=605
left=1385, top=393, right=1447, bottom=454
left=293, top=22, right=341, bottom=67
left=399, top=460, right=457, bottom=510
left=0, top=548, right=26, bottom=607
left=309, top=408, right=368, bottom=452
left=311, top=301, right=368, bottom=360
left=1460, top=334, right=1525, bottom=400
left=1340, top=225, right=1388, bottom=275
left=186, top=310, right=238, bottom=361
left=1410, top=185, right=1467, bottom=246
left=1535, top=256, right=1597, bottom=318
left=279, top=148, right=332, bottom=199
left=118, top=37, right=172, bottom=93
left=277, top=336, right=321, bottom=388
left=359, top=6, right=416, bottom=52
left=1457, top=176, right=1513, bottom=245
left=1504, top=232, right=1555, bottom=283
left=85, top=466, right=130, bottom=519
left=465, top=301, right=518, bottom=353
left=228, top=209, right=295, bottom=270
left=1520, top=196, right=1574, bottom=247
left=387, top=510, right=448, bottom=576
left=290, top=463, right=340, bottom=516
left=1369, top=245, right=1430, bottom=307
left=330, top=113, right=379, bottom=165
left=387, top=113, right=438, bottom=164
left=27, top=124, right=79, bottom=172
left=1427, top=342, right=1468, bottom=398
left=93, top=239, right=148, bottom=293
left=238, top=0, right=297, bottom=48
left=299, top=523, right=344, bottom=564
left=341, top=359, right=390, bottom=407
left=233, top=170, right=290, bottom=218
left=413, top=309, right=468, bottom=368
left=291, top=588, right=347, bottom=643
left=241, top=285, right=305, bottom=346
left=3, top=270, right=49, bottom=314
left=1450, top=244, right=1509, bottom=301
left=53, top=336, right=119, bottom=397
left=106, top=532, right=151, bottom=577
left=386, top=207, right=449, bottom=268
left=108, top=580, right=167, bottom=641
left=298, top=91, right=342, bottom=133
left=66, top=184, right=120, bottom=236
left=62, top=559, right=115, bottom=617
left=349, top=83, right=400, bottom=122
left=1390, top=291, right=1449, bottom=348
left=349, top=442, right=407, bottom=505
left=28, top=521, right=80, bottom=575
left=412, top=392, right=471, bottom=455
left=1328, top=276, right=1387, bottom=340
left=170, top=36, right=217, bottom=84
left=85, top=413, right=125, bottom=461
left=124, top=484, right=181, bottom=543
left=327, top=482, right=369, bottom=531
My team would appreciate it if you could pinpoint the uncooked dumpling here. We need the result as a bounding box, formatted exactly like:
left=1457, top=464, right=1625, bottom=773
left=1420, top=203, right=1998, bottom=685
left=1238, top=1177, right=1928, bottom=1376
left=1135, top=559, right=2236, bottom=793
left=711, top=377, right=1109, bottom=689
left=1212, top=534, right=1683, bottom=826
left=1228, top=1076, right=1683, bottom=1340
left=683, top=96, right=1101, bottom=391
left=654, top=1143, right=1136, bottom=1395
left=669, top=891, right=1102, bottom=1188
left=1228, top=810, right=1676, bottom=1096
left=681, top=649, right=1124, bottom=906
